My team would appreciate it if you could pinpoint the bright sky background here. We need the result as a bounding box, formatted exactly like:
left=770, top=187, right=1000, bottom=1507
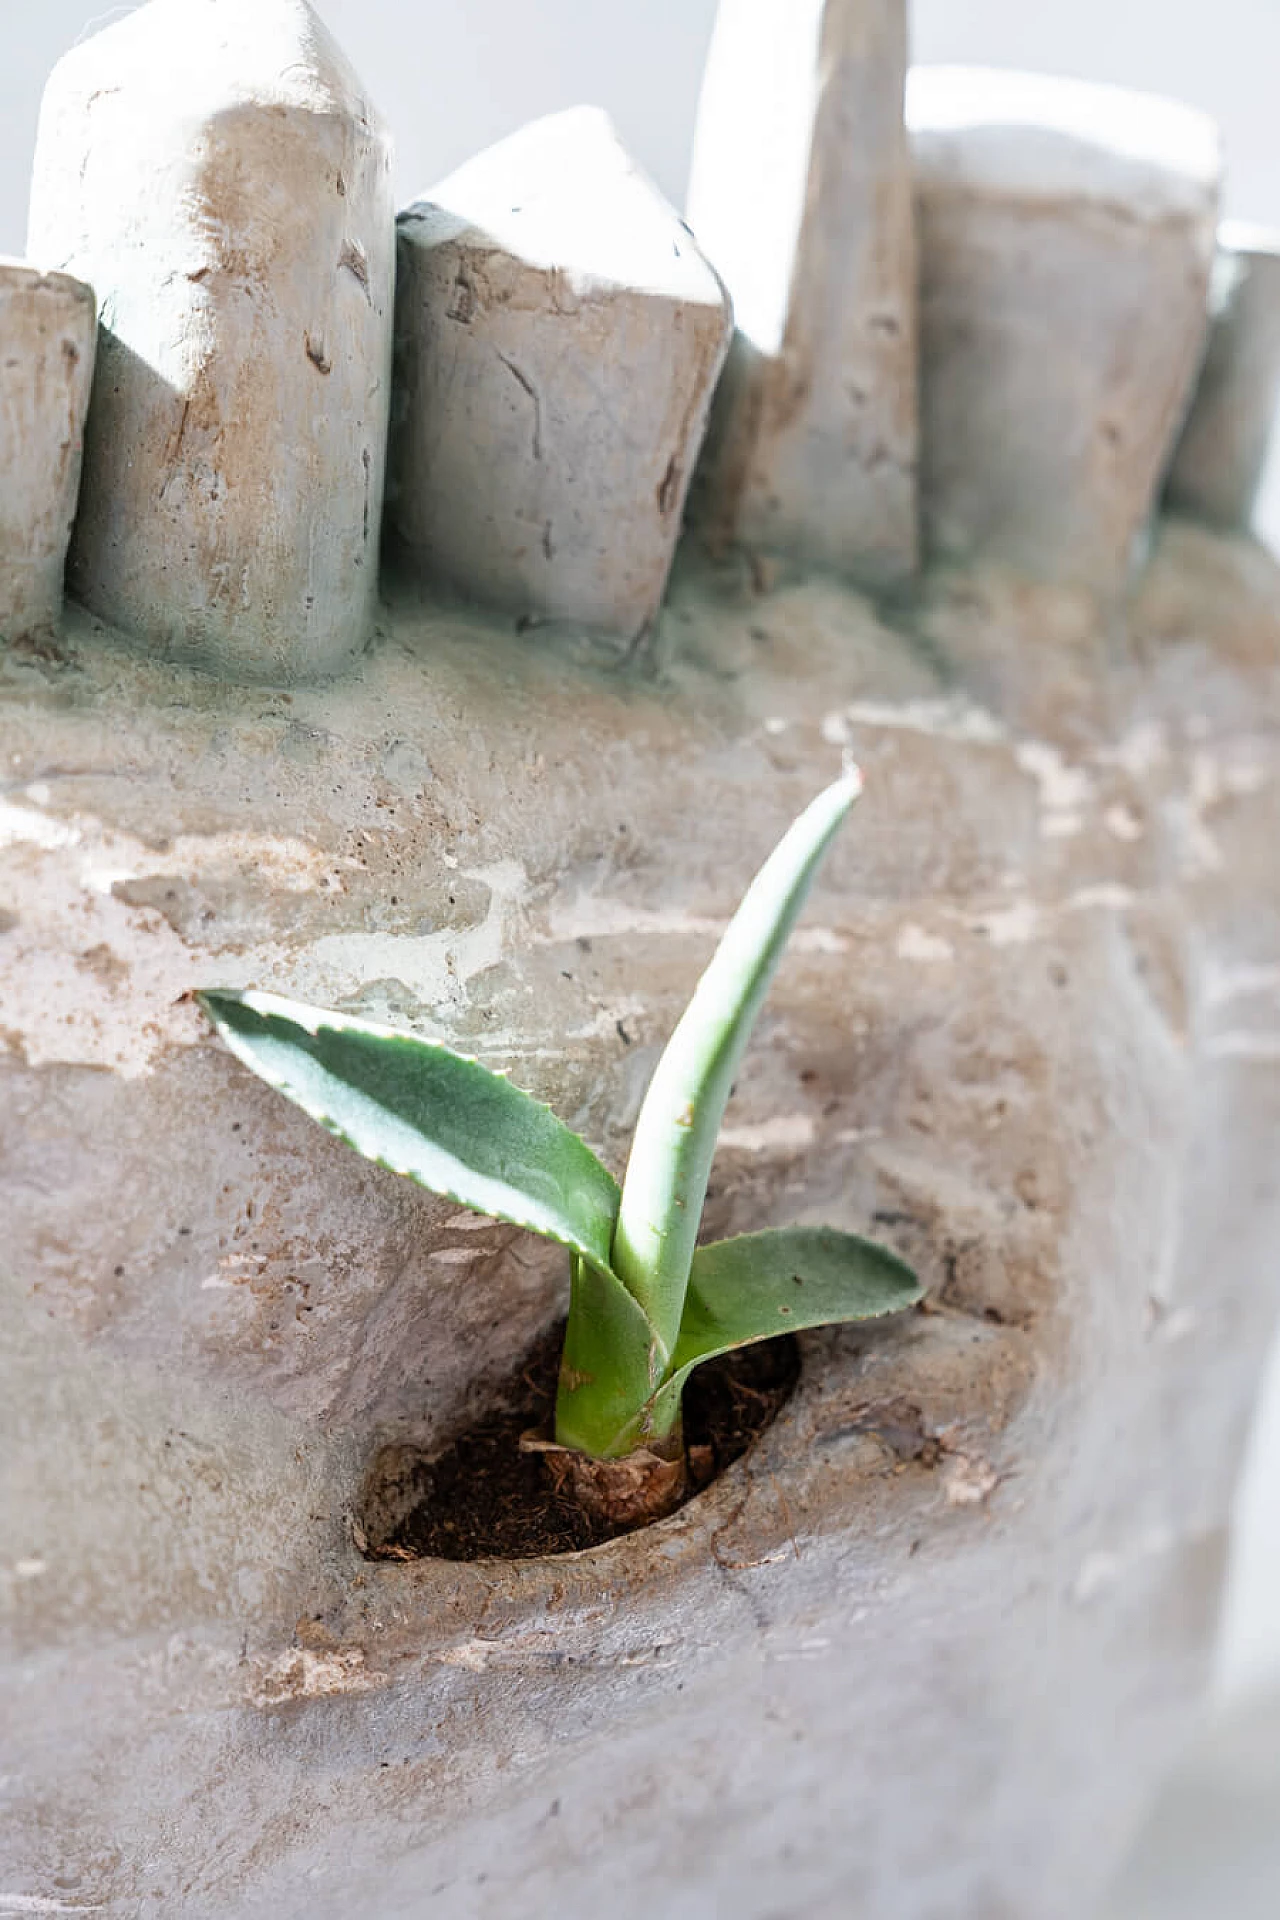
left=7, top=1, right=1280, bottom=255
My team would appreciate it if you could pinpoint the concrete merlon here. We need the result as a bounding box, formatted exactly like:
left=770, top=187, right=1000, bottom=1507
left=1166, top=222, right=1280, bottom=531
left=387, top=107, right=732, bottom=641
left=685, top=0, right=917, bottom=591
left=908, top=66, right=1222, bottom=223
left=0, top=257, right=96, bottom=644
left=25, top=0, right=395, bottom=682
left=909, top=65, right=1222, bottom=592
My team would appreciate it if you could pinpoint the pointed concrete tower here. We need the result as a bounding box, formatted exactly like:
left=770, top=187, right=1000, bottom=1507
left=685, top=0, right=918, bottom=593
left=28, top=0, right=395, bottom=680
left=910, top=68, right=1220, bottom=592
left=0, top=259, right=96, bottom=643
left=389, top=108, right=733, bottom=642
left=1166, top=223, right=1280, bottom=533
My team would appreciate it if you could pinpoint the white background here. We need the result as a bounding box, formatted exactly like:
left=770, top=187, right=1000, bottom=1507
left=4, top=2, right=1280, bottom=1897
left=7, top=0, right=1280, bottom=255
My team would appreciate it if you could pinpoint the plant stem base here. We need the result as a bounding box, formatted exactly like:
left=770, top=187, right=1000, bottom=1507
left=531, top=1436, right=687, bottom=1529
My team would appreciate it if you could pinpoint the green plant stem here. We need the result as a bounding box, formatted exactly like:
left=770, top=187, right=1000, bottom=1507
left=553, top=1253, right=663, bottom=1458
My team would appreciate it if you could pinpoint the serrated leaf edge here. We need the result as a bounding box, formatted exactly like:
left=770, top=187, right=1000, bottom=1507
left=198, top=987, right=625, bottom=1272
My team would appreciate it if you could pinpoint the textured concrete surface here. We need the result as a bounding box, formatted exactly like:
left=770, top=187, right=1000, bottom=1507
left=685, top=0, right=917, bottom=590
left=1099, top=1687, right=1280, bottom=1920
left=389, top=108, right=731, bottom=640
left=3, top=512, right=1280, bottom=1916
left=910, top=66, right=1220, bottom=590
left=1167, top=222, right=1280, bottom=532
left=25, top=0, right=395, bottom=680
left=0, top=256, right=95, bottom=642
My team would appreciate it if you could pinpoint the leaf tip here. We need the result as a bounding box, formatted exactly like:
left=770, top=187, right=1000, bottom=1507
left=831, top=764, right=863, bottom=813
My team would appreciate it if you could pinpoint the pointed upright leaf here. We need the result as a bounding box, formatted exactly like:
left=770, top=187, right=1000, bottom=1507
left=643, top=1226, right=922, bottom=1438
left=611, top=774, right=861, bottom=1359
left=199, top=989, right=620, bottom=1270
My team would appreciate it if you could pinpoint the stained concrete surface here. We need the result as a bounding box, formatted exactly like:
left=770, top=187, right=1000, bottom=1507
left=3, top=518, right=1280, bottom=1915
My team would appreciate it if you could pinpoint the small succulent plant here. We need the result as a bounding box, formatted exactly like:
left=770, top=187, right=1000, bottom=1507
left=199, top=773, right=920, bottom=1524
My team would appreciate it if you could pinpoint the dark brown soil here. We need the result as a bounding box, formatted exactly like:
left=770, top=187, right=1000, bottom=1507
left=358, top=1323, right=800, bottom=1561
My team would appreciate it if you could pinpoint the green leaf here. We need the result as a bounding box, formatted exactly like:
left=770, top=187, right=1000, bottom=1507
left=643, top=1226, right=922, bottom=1439
left=198, top=989, right=620, bottom=1272
left=611, top=774, right=861, bottom=1361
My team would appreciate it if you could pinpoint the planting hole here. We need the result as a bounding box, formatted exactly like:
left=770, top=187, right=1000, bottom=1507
left=357, top=1322, right=800, bottom=1562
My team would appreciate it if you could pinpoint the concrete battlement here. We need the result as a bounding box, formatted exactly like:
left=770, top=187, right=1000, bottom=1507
left=4, top=0, right=1274, bottom=676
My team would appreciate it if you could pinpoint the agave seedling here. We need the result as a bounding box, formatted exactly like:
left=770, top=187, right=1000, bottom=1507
left=198, top=773, right=921, bottom=1527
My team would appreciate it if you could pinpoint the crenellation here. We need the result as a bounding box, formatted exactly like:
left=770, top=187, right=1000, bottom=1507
left=0, top=257, right=96, bottom=642
left=8, top=6, right=1275, bottom=664
left=909, top=65, right=1221, bottom=593
left=1166, top=222, right=1280, bottom=533
left=686, top=0, right=918, bottom=593
left=388, top=107, right=732, bottom=642
left=26, top=0, right=395, bottom=681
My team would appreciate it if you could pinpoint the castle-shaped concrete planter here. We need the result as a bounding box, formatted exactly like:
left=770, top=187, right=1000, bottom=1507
left=5, top=7, right=1280, bottom=1919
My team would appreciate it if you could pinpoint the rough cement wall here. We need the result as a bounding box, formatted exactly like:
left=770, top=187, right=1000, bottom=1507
left=4, top=529, right=1280, bottom=1919
left=4, top=4, right=1280, bottom=1918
